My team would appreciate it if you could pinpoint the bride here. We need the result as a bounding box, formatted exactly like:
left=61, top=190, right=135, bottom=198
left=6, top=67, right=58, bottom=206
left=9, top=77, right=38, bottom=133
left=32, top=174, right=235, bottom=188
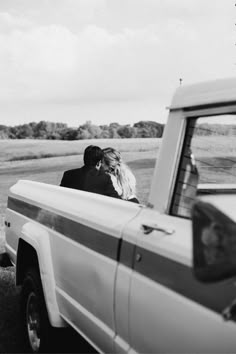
left=102, top=147, right=139, bottom=204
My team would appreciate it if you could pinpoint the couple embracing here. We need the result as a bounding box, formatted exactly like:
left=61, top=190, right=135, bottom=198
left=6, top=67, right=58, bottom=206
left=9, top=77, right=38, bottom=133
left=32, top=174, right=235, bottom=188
left=60, top=145, right=139, bottom=204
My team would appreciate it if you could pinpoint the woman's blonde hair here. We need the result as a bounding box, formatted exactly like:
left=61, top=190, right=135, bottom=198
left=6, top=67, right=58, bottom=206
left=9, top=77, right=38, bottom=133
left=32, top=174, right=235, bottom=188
left=102, top=147, right=136, bottom=200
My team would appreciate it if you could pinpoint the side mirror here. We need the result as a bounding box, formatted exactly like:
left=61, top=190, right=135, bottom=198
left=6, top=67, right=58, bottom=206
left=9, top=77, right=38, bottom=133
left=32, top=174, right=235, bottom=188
left=192, top=200, right=236, bottom=283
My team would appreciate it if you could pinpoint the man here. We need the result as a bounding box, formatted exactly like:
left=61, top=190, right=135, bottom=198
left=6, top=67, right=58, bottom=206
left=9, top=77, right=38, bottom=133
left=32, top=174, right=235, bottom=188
left=60, top=145, right=120, bottom=198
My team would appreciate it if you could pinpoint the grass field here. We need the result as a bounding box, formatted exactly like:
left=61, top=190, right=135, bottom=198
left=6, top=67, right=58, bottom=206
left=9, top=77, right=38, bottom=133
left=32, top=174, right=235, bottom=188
left=0, top=138, right=160, bottom=163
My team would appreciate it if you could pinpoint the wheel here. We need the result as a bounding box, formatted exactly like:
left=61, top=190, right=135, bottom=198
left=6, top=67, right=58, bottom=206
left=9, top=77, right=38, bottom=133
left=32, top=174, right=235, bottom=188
left=21, top=267, right=53, bottom=353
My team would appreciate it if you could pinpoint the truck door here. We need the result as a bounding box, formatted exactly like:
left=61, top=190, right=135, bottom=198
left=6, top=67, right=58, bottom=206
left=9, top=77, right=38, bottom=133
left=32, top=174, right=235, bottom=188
left=126, top=208, right=236, bottom=353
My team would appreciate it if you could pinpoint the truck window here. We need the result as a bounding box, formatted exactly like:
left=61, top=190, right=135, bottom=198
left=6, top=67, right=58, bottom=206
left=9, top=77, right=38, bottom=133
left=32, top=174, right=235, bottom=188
left=171, top=114, right=236, bottom=218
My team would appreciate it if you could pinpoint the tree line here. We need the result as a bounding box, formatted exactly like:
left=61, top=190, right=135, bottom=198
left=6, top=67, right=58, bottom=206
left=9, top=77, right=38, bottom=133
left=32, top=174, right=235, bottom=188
left=2, top=121, right=234, bottom=140
left=195, top=123, right=236, bottom=136
left=0, top=120, right=164, bottom=140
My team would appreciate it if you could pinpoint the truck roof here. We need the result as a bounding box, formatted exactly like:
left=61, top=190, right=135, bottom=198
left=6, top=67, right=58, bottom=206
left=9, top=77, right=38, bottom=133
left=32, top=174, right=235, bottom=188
left=169, top=77, right=236, bottom=110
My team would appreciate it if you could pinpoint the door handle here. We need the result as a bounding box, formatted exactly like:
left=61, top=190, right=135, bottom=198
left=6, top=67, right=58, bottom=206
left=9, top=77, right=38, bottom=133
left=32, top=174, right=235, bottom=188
left=4, top=220, right=10, bottom=227
left=141, top=224, right=175, bottom=235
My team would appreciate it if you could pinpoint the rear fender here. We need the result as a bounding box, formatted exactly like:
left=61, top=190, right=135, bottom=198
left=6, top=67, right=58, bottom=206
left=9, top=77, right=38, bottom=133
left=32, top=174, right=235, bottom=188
left=17, top=221, right=66, bottom=327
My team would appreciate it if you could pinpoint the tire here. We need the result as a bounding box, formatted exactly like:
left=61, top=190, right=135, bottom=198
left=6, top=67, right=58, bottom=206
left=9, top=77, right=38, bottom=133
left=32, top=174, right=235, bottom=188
left=21, top=267, right=53, bottom=353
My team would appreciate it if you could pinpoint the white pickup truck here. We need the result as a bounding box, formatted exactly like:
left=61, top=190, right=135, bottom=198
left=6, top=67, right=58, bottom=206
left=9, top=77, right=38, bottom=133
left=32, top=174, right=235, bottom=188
left=5, top=77, right=236, bottom=353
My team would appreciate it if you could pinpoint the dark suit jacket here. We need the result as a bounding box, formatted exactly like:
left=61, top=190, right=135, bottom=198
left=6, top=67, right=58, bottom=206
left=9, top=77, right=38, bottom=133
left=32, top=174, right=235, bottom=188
left=60, top=165, right=120, bottom=199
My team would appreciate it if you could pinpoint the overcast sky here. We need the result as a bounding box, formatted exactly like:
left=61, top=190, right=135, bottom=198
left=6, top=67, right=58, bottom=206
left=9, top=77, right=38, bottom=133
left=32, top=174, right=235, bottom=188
left=0, top=0, right=235, bottom=127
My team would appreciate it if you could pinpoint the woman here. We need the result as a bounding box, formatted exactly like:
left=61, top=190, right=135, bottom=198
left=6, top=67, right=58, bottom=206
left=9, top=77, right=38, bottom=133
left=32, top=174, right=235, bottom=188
left=102, top=147, right=139, bottom=203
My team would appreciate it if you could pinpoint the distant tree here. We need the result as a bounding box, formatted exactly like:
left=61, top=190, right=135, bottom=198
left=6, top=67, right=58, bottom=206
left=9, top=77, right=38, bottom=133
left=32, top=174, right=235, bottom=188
left=15, top=124, right=34, bottom=139
left=29, top=122, right=37, bottom=135
left=89, top=125, right=102, bottom=138
left=8, top=126, right=17, bottom=139
left=33, top=121, right=49, bottom=139
left=109, top=122, right=120, bottom=129
left=0, top=125, right=9, bottom=139
left=49, top=132, right=63, bottom=140
left=135, top=127, right=150, bottom=138
left=61, top=128, right=79, bottom=140
left=99, top=125, right=110, bottom=138
left=117, top=125, right=136, bottom=138
left=78, top=128, right=92, bottom=140
left=99, top=129, right=110, bottom=139
left=31, top=121, right=68, bottom=139
left=99, top=124, right=109, bottom=130
left=48, top=122, right=68, bottom=139
left=0, top=130, right=8, bottom=139
left=78, top=122, right=102, bottom=139
left=108, top=127, right=121, bottom=139
left=134, top=121, right=164, bottom=138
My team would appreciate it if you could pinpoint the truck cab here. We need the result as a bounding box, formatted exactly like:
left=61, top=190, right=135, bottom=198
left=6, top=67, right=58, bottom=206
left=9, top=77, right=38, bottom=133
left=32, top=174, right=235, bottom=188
left=121, top=77, right=236, bottom=353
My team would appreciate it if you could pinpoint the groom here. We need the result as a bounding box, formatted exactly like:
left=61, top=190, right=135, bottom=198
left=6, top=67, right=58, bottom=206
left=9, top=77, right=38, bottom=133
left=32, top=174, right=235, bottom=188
left=60, top=145, right=120, bottom=199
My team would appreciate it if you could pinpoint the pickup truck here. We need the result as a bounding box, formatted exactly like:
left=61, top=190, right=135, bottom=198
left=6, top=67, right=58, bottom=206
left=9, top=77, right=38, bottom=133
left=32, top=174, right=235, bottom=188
left=4, top=77, right=236, bottom=353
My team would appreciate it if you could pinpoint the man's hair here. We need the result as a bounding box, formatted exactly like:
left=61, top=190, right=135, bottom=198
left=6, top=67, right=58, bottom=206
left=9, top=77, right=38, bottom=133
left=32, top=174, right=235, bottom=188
left=84, top=145, right=104, bottom=166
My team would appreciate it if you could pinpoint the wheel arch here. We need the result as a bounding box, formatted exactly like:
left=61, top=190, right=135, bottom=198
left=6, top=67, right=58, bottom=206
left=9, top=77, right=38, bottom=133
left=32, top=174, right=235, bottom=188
left=16, top=239, right=39, bottom=284
left=16, top=221, right=66, bottom=328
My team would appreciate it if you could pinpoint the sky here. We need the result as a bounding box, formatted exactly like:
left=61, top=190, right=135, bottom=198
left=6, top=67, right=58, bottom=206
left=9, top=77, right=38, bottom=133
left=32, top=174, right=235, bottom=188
left=0, top=0, right=235, bottom=127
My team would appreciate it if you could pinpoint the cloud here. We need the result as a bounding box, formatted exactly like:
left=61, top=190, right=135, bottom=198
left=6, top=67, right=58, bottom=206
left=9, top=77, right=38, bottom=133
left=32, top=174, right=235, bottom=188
left=0, top=5, right=234, bottom=104
left=0, top=11, right=32, bottom=31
